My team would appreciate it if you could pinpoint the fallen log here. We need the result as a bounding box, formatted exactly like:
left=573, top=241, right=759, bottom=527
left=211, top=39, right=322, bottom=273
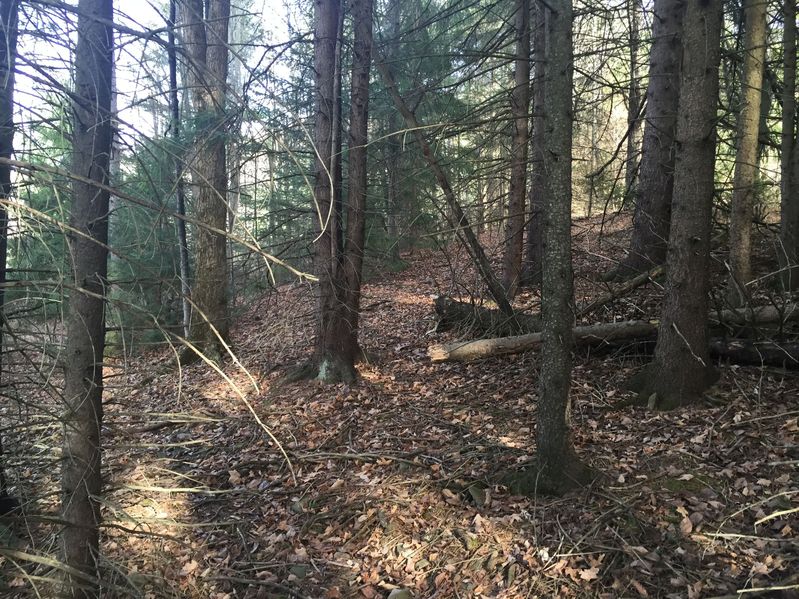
left=709, top=339, right=799, bottom=367
left=435, top=294, right=799, bottom=338
left=428, top=320, right=658, bottom=362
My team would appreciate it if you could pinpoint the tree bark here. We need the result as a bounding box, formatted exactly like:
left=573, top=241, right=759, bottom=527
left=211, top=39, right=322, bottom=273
left=168, top=0, right=191, bottom=339
left=611, top=0, right=685, bottom=278
left=312, top=0, right=345, bottom=379
left=529, top=0, right=591, bottom=494
left=727, top=0, right=768, bottom=305
left=180, top=0, right=230, bottom=360
left=0, top=0, right=16, bottom=511
left=61, top=0, right=113, bottom=595
left=501, top=0, right=530, bottom=298
left=779, top=0, right=798, bottom=289
left=635, top=0, right=723, bottom=409
left=315, top=0, right=374, bottom=383
left=522, top=2, right=545, bottom=285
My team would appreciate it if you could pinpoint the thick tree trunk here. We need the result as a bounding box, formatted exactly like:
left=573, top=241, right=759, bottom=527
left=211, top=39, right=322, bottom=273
left=612, top=0, right=684, bottom=278
left=727, top=0, right=768, bottom=305
left=316, top=0, right=373, bottom=383
left=312, top=0, right=346, bottom=380
left=377, top=61, right=515, bottom=317
left=501, top=0, right=530, bottom=298
left=528, top=0, right=591, bottom=494
left=61, top=0, right=113, bottom=596
left=0, top=0, right=16, bottom=512
left=522, top=2, right=545, bottom=285
left=181, top=0, right=230, bottom=360
left=780, top=0, right=798, bottom=288
left=636, top=0, right=723, bottom=409
left=168, top=0, right=191, bottom=339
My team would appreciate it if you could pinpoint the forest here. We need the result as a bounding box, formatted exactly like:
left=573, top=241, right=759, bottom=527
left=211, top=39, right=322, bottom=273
left=0, top=0, right=797, bottom=597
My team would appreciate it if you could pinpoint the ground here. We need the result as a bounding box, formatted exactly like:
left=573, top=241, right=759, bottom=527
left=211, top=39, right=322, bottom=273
left=1, top=215, right=797, bottom=598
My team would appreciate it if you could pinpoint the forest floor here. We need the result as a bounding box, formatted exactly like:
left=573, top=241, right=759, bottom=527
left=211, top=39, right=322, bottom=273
left=3, top=215, right=799, bottom=598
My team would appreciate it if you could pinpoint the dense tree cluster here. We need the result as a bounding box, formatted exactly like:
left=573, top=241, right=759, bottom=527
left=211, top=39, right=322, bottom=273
left=0, top=0, right=796, bottom=595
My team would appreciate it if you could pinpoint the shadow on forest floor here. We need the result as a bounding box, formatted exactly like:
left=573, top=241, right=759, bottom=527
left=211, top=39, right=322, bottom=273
left=3, top=215, right=798, bottom=598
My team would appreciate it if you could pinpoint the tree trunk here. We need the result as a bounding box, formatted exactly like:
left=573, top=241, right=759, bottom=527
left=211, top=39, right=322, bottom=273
left=522, top=2, right=545, bottom=285
left=312, top=0, right=352, bottom=381
left=180, top=0, right=230, bottom=360
left=780, top=0, right=798, bottom=289
left=315, top=0, right=373, bottom=383
left=0, top=0, right=16, bottom=511
left=61, top=0, right=113, bottom=595
left=625, top=0, right=642, bottom=198
left=501, top=0, right=530, bottom=298
left=168, top=0, right=191, bottom=339
left=612, top=0, right=684, bottom=278
left=727, top=0, right=768, bottom=305
left=527, top=0, right=591, bottom=494
left=635, top=0, right=723, bottom=409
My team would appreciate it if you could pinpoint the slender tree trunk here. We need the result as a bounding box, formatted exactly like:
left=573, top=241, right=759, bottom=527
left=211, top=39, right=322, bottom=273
left=501, top=0, right=530, bottom=298
left=727, top=0, right=768, bottom=305
left=611, top=0, right=685, bottom=279
left=512, top=0, right=591, bottom=496
left=168, top=0, right=191, bottom=339
left=522, top=2, right=545, bottom=285
left=378, top=61, right=515, bottom=317
left=625, top=0, right=642, bottom=198
left=180, top=0, right=230, bottom=360
left=61, top=0, right=113, bottom=595
left=780, top=0, right=798, bottom=288
left=634, top=0, right=723, bottom=409
left=0, top=0, right=17, bottom=511
left=385, top=0, right=402, bottom=257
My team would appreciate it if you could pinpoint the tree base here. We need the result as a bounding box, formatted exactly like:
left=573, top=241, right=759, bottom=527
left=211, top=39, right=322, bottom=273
left=503, top=454, right=595, bottom=496
left=625, top=362, right=720, bottom=410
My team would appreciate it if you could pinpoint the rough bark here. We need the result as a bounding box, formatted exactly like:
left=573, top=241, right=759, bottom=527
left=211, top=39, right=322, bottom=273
left=635, top=0, right=723, bottom=409
left=0, top=0, right=17, bottom=513
left=312, top=0, right=346, bottom=380
left=377, top=61, right=515, bottom=317
left=315, top=0, right=373, bottom=383
left=527, top=0, right=591, bottom=494
left=611, top=0, right=685, bottom=278
left=180, top=0, right=230, bottom=360
left=779, top=0, right=798, bottom=288
left=522, top=2, right=545, bottom=285
left=168, top=0, right=191, bottom=339
left=501, top=0, right=530, bottom=298
left=61, top=0, right=113, bottom=595
left=727, top=0, right=768, bottom=305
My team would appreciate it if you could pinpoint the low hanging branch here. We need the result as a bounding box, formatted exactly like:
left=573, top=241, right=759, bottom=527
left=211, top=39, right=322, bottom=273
left=376, top=59, right=515, bottom=318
